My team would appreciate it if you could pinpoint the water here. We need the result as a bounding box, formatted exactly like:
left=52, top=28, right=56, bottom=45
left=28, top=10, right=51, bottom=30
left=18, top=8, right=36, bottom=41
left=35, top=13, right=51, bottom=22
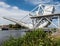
left=0, top=29, right=26, bottom=44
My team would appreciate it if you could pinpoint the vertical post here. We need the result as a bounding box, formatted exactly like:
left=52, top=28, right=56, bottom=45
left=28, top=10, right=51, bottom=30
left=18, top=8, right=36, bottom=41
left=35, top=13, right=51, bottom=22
left=58, top=15, right=60, bottom=29
left=32, top=19, right=34, bottom=28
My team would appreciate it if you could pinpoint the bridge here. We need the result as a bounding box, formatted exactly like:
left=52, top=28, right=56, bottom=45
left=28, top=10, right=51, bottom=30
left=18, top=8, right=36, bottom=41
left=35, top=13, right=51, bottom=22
left=2, top=4, right=60, bottom=29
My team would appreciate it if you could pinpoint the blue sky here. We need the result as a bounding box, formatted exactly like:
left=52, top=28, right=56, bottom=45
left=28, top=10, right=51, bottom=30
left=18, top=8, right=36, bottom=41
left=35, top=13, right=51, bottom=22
left=1, top=0, right=60, bottom=11
left=0, top=0, right=60, bottom=26
left=2, top=0, right=36, bottom=11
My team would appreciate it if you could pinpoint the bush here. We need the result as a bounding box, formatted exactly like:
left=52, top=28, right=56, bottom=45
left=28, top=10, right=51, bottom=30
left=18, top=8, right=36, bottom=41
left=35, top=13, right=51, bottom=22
left=1, top=29, right=57, bottom=46
left=54, top=38, right=60, bottom=46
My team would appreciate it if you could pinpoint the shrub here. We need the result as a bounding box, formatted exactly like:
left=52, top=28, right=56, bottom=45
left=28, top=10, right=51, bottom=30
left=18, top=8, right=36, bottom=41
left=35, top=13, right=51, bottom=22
left=54, top=38, right=60, bottom=46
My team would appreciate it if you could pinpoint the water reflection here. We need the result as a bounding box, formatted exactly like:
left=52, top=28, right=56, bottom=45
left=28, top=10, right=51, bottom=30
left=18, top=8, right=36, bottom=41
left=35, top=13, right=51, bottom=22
left=0, top=29, right=26, bottom=44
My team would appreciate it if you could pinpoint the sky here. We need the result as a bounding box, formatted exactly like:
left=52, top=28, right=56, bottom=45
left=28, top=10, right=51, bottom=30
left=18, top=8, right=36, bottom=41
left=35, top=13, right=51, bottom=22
left=0, top=0, right=60, bottom=25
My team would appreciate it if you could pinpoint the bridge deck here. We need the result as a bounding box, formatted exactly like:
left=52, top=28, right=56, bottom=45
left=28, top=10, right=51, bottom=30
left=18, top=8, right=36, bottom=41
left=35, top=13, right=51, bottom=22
left=30, top=13, right=60, bottom=19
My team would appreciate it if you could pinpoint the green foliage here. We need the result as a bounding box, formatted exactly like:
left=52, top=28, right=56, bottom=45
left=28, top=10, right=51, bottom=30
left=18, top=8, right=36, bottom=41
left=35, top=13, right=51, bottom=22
left=9, top=24, right=27, bottom=30
left=51, top=28, right=57, bottom=32
left=9, top=24, right=13, bottom=28
left=1, top=29, right=59, bottom=46
left=54, top=38, right=60, bottom=46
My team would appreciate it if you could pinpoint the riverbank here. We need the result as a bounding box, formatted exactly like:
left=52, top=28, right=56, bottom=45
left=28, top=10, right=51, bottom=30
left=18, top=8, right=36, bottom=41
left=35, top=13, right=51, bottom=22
left=1, top=29, right=60, bottom=46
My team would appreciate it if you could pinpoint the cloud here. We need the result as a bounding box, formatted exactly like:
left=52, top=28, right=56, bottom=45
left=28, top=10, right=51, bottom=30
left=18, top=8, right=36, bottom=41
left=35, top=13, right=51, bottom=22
left=0, top=2, right=10, bottom=8
left=25, top=0, right=60, bottom=8
left=25, top=0, right=53, bottom=5
left=25, top=0, right=60, bottom=13
left=0, top=2, right=30, bottom=25
left=12, top=6, right=19, bottom=10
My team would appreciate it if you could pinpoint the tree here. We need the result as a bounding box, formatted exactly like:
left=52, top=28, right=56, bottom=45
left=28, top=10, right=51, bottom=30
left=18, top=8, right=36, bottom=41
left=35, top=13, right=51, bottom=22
left=14, top=24, right=21, bottom=28
left=9, top=24, right=13, bottom=28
